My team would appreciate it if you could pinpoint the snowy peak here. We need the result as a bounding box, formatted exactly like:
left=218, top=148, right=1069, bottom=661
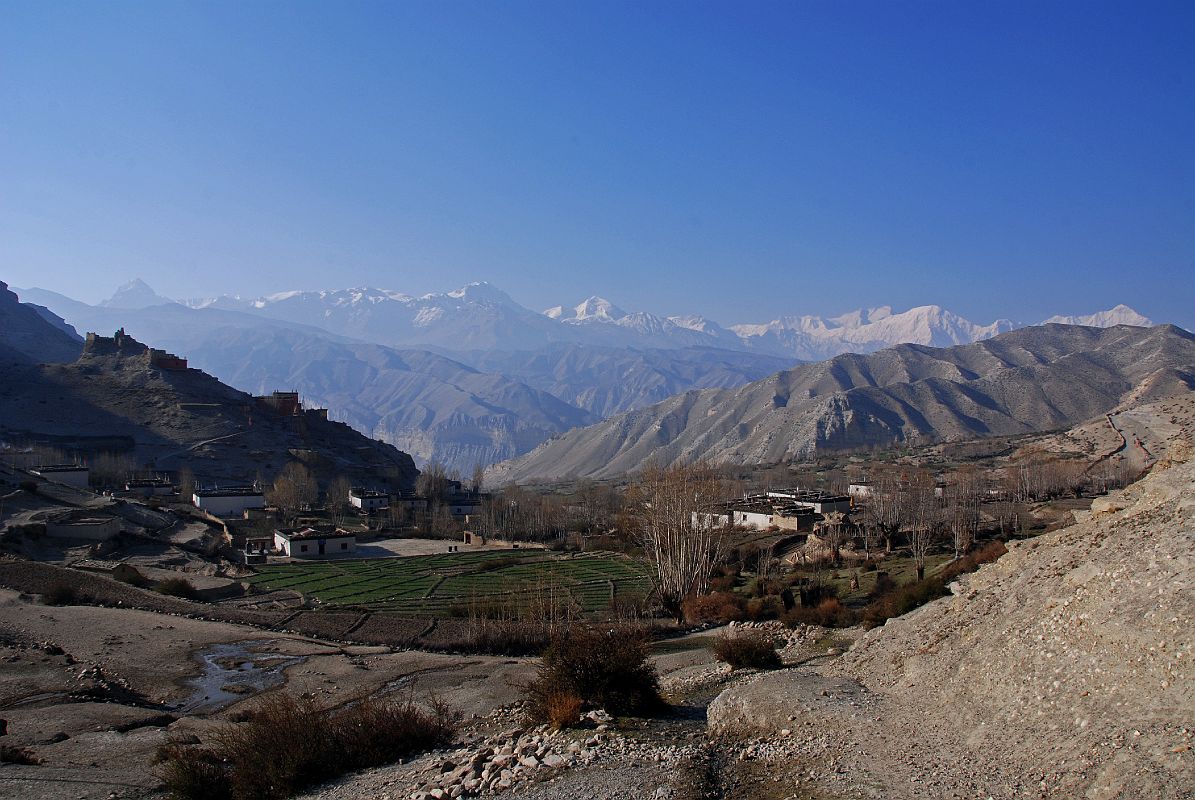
left=175, top=280, right=1161, bottom=358
left=1043, top=305, right=1153, bottom=328
left=101, top=279, right=174, bottom=309
left=571, top=296, right=626, bottom=322
left=443, top=281, right=517, bottom=306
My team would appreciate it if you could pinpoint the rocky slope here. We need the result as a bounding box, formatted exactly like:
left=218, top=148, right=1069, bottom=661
left=182, top=328, right=594, bottom=470
left=489, top=323, right=1195, bottom=482
left=702, top=434, right=1193, bottom=798
left=0, top=331, right=419, bottom=490
left=457, top=343, right=796, bottom=419
left=836, top=444, right=1193, bottom=796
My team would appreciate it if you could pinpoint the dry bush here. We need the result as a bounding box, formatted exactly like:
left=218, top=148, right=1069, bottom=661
left=682, top=590, right=746, bottom=623
left=710, top=633, right=782, bottom=670
left=0, top=744, right=42, bottom=765
left=43, top=582, right=78, bottom=606
left=157, top=693, right=454, bottom=800
left=156, top=741, right=231, bottom=800
left=427, top=619, right=552, bottom=656
left=860, top=539, right=1008, bottom=629
left=783, top=597, right=857, bottom=628
left=543, top=690, right=584, bottom=729
left=156, top=578, right=201, bottom=601
left=524, top=625, right=664, bottom=722
left=744, top=594, right=784, bottom=621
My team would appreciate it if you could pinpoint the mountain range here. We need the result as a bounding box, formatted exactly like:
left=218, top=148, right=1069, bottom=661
left=181, top=281, right=1152, bottom=360
left=13, top=278, right=1161, bottom=472
left=488, top=323, right=1195, bottom=483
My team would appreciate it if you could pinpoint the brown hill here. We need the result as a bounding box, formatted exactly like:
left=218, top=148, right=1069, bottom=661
left=0, top=329, right=418, bottom=490
left=489, top=323, right=1195, bottom=482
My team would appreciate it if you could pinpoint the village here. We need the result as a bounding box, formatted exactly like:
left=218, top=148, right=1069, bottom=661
left=0, top=326, right=1184, bottom=800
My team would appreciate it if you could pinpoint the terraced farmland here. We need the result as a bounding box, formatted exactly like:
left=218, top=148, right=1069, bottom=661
left=245, top=549, right=653, bottom=616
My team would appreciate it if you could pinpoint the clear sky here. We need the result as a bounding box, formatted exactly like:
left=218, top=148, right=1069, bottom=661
left=1, top=0, right=1192, bottom=328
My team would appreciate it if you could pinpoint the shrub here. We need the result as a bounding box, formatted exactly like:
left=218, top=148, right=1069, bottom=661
left=860, top=541, right=1008, bottom=629
left=156, top=741, right=231, bottom=800
left=543, top=690, right=584, bottom=729
left=745, top=594, right=784, bottom=621
left=43, top=582, right=78, bottom=606
left=0, top=744, right=42, bottom=765
left=783, top=597, right=857, bottom=628
left=682, top=590, right=746, bottom=624
left=156, top=578, right=201, bottom=601
left=524, top=625, right=664, bottom=723
left=430, top=621, right=552, bottom=656
left=157, top=693, right=454, bottom=800
left=710, top=633, right=782, bottom=670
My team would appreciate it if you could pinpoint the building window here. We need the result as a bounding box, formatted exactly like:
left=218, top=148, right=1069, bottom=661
left=341, top=542, right=348, bottom=550
left=300, top=544, right=308, bottom=553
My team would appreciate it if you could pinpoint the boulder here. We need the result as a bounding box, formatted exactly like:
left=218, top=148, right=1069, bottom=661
left=707, top=671, right=864, bottom=735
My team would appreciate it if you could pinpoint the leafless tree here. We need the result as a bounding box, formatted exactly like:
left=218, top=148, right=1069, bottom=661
left=325, top=475, right=353, bottom=512
left=89, top=452, right=137, bottom=489
left=863, top=465, right=906, bottom=554
left=906, top=470, right=942, bottom=581
left=945, top=466, right=983, bottom=560
left=267, top=462, right=318, bottom=518
left=416, top=460, right=453, bottom=503
left=629, top=461, right=727, bottom=620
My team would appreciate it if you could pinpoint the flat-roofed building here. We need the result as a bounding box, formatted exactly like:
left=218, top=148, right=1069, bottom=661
left=31, top=464, right=90, bottom=489
left=273, top=527, right=356, bottom=558
left=46, top=511, right=120, bottom=541
left=349, top=487, right=389, bottom=512
left=193, top=487, right=265, bottom=517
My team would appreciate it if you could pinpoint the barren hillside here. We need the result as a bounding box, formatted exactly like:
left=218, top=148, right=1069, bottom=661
left=0, top=332, right=418, bottom=490
left=490, top=323, right=1195, bottom=482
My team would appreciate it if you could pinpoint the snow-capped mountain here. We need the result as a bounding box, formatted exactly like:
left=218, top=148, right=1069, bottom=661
left=542, top=296, right=741, bottom=348
left=1043, top=304, right=1153, bottom=328
left=730, top=305, right=1017, bottom=360
left=192, top=282, right=562, bottom=350
left=186, top=280, right=1156, bottom=358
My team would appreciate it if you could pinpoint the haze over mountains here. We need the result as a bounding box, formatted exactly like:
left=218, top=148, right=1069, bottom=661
left=489, top=324, right=1195, bottom=483
left=14, top=278, right=1164, bottom=472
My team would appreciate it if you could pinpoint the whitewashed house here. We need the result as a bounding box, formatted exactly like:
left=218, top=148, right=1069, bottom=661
left=349, top=487, right=389, bottom=512
left=193, top=487, right=265, bottom=517
left=274, top=527, right=356, bottom=558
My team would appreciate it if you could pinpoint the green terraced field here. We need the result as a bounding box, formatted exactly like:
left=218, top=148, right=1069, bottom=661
left=246, top=549, right=653, bottom=616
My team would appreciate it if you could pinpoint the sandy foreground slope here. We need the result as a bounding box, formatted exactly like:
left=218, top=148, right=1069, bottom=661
left=707, top=440, right=1194, bottom=799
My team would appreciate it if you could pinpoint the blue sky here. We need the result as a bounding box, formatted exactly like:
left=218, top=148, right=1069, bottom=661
left=1, top=0, right=1192, bottom=327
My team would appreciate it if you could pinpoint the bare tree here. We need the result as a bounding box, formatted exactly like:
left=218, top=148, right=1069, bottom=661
left=945, top=466, right=983, bottom=560
left=906, top=471, right=942, bottom=580
left=863, top=465, right=906, bottom=554
left=325, top=475, right=353, bottom=512
left=268, top=462, right=318, bottom=518
left=416, top=460, right=453, bottom=503
left=629, top=462, right=727, bottom=620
